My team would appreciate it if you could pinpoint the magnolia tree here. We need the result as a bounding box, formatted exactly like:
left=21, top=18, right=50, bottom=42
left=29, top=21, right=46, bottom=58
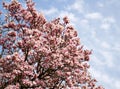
left=0, top=0, right=104, bottom=89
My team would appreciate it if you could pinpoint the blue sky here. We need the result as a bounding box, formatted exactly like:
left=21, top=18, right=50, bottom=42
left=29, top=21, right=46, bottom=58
left=1, top=0, right=120, bottom=89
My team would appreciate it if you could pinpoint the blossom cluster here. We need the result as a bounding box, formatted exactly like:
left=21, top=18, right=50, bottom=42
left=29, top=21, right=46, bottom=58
left=0, top=0, right=104, bottom=89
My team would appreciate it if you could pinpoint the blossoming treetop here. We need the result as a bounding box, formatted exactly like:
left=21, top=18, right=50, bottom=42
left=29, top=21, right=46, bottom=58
left=0, top=0, right=104, bottom=89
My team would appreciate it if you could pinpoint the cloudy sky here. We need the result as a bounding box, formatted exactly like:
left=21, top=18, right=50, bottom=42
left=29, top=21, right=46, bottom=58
left=1, top=0, right=120, bottom=89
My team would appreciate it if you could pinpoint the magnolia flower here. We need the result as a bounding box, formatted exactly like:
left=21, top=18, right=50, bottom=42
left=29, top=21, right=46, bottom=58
left=8, top=31, right=16, bottom=37
left=63, top=16, right=70, bottom=24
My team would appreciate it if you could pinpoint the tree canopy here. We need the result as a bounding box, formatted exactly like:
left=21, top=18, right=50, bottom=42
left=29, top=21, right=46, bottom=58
left=0, top=0, right=104, bottom=89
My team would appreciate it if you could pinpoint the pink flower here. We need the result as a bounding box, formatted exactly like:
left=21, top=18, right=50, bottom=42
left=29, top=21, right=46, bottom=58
left=6, top=55, right=11, bottom=60
left=56, top=70, right=62, bottom=76
left=8, top=31, right=16, bottom=37
left=63, top=16, right=69, bottom=24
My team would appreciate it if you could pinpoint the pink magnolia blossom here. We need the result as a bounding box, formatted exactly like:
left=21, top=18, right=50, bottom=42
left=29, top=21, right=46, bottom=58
left=0, top=0, right=104, bottom=89
left=63, top=16, right=70, bottom=24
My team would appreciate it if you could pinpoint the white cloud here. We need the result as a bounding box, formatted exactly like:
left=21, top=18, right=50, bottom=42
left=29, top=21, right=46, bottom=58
left=97, top=2, right=104, bottom=8
left=44, top=0, right=66, bottom=2
left=100, top=16, right=116, bottom=30
left=91, top=30, right=98, bottom=39
left=101, top=42, right=111, bottom=49
left=90, top=68, right=110, bottom=85
left=80, top=19, right=89, bottom=26
left=90, top=67, right=120, bottom=89
left=105, top=0, right=120, bottom=5
left=67, top=0, right=84, bottom=13
left=91, top=55, right=104, bottom=66
left=112, top=44, right=120, bottom=52
left=39, top=6, right=79, bottom=27
left=101, top=23, right=111, bottom=30
left=103, top=17, right=116, bottom=23
left=79, top=19, right=90, bottom=29
left=100, top=51, right=114, bottom=68
left=40, top=7, right=58, bottom=16
left=85, top=12, right=103, bottom=20
left=115, top=81, right=120, bottom=89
